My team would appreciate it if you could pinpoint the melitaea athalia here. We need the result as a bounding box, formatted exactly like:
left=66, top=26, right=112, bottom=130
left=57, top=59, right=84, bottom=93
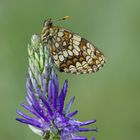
left=41, top=16, right=106, bottom=74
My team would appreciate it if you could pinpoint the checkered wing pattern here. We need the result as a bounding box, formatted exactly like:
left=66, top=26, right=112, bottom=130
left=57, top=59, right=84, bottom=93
left=48, top=27, right=106, bottom=74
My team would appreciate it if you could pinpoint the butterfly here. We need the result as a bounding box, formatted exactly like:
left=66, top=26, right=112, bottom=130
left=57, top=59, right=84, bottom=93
left=40, top=16, right=106, bottom=74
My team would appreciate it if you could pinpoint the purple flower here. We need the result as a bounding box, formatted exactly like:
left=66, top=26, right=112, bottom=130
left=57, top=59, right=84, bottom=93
left=16, top=35, right=97, bottom=140
left=16, top=69, right=97, bottom=140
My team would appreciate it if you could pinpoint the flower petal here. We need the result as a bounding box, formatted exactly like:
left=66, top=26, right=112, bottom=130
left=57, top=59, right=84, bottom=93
left=20, top=103, right=40, bottom=118
left=16, top=118, right=42, bottom=128
left=67, top=110, right=78, bottom=118
left=80, top=120, right=96, bottom=126
left=58, top=80, right=68, bottom=114
left=64, top=96, right=75, bottom=115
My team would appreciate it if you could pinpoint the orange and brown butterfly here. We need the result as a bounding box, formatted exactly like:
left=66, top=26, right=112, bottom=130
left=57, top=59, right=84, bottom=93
left=40, top=16, right=106, bottom=74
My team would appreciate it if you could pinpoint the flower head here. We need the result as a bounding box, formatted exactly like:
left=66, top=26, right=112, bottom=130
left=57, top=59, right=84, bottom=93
left=16, top=35, right=97, bottom=140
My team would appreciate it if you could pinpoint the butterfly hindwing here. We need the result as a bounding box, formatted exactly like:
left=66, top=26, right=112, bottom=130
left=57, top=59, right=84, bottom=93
left=47, top=27, right=106, bottom=74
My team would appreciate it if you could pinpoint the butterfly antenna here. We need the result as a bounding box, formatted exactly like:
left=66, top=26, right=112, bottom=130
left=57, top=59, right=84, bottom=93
left=53, top=16, right=70, bottom=22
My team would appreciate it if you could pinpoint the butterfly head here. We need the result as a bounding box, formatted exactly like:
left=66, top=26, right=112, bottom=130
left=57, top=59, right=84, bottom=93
left=41, top=16, right=70, bottom=42
left=43, top=18, right=53, bottom=28
left=43, top=16, right=70, bottom=28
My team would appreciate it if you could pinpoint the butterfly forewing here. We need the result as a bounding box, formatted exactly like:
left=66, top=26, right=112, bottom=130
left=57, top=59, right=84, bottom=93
left=46, top=26, right=106, bottom=74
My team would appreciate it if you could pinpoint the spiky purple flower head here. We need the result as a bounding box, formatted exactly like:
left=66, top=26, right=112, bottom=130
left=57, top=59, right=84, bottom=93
left=16, top=35, right=97, bottom=140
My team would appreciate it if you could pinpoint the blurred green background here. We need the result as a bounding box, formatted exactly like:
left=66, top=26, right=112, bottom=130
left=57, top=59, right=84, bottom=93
left=0, top=0, right=140, bottom=140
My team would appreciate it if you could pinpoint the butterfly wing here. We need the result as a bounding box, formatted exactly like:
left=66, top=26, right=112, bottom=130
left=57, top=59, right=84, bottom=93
left=48, top=27, right=106, bottom=74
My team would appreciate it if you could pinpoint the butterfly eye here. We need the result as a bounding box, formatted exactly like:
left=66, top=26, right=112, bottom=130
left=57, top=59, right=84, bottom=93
left=43, top=19, right=52, bottom=27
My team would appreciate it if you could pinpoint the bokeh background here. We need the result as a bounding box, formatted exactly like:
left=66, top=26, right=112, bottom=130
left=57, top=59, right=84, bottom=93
left=0, top=0, right=140, bottom=140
